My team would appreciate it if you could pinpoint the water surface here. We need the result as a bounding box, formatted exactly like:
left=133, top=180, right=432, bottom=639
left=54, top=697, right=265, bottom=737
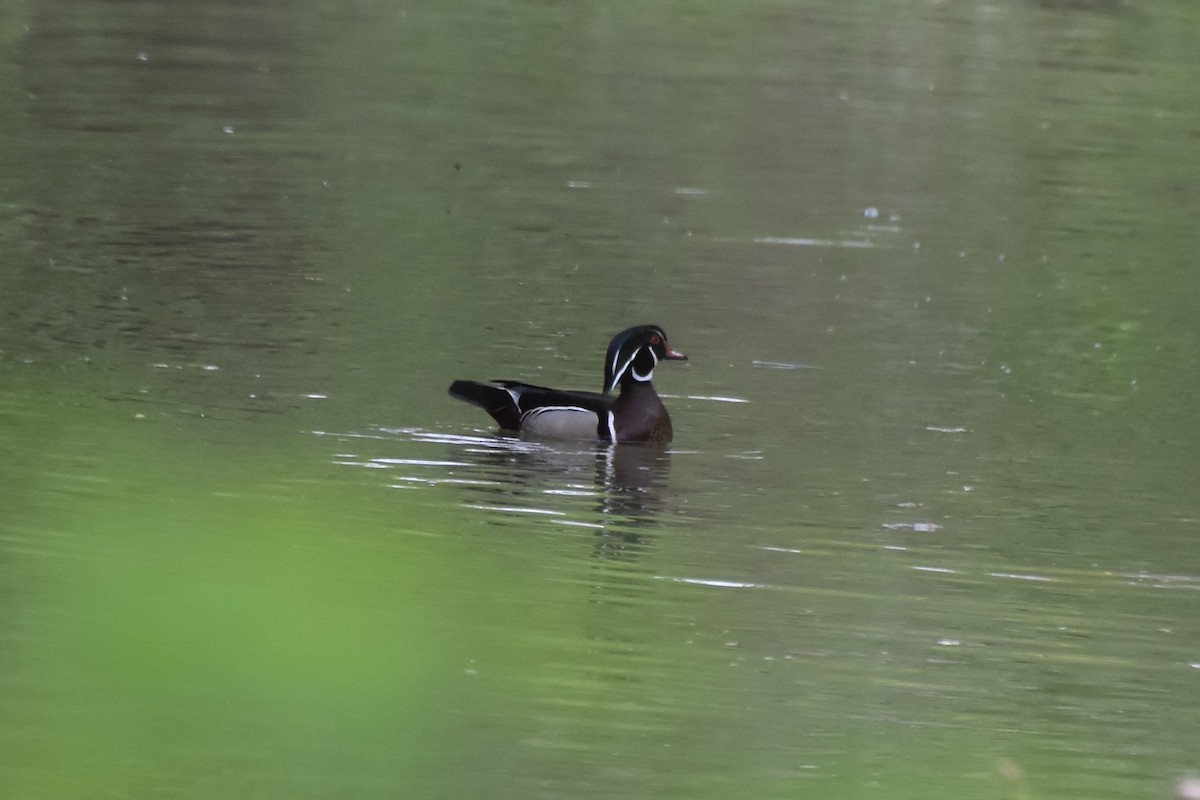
left=2, top=2, right=1199, bottom=798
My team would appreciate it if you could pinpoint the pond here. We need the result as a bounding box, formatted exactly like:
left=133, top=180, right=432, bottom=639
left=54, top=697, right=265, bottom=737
left=2, top=1, right=1199, bottom=798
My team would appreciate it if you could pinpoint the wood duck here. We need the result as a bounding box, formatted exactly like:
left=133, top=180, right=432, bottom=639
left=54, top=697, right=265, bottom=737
left=449, top=324, right=687, bottom=443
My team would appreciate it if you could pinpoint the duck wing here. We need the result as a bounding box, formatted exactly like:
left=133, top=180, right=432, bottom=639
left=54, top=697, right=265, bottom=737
left=448, top=380, right=612, bottom=431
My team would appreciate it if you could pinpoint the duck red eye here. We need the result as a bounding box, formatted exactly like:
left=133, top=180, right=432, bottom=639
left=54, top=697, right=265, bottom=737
left=650, top=335, right=661, bottom=345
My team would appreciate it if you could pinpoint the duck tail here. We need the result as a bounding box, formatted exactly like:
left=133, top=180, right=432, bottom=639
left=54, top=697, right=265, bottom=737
left=448, top=380, right=522, bottom=430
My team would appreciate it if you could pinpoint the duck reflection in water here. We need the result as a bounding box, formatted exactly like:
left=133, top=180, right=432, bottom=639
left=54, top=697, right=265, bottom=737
left=593, top=442, right=673, bottom=556
left=449, top=437, right=675, bottom=561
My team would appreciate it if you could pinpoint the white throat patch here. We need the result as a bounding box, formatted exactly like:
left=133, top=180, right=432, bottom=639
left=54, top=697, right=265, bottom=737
left=611, top=347, right=657, bottom=390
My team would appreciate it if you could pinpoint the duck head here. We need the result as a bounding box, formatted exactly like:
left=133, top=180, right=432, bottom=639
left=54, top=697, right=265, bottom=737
left=603, top=324, right=687, bottom=394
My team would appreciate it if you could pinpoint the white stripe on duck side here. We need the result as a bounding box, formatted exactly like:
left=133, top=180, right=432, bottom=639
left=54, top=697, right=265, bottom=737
left=520, top=406, right=601, bottom=440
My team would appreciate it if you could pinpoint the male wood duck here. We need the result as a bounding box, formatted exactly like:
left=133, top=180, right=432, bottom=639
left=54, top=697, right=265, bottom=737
left=449, top=324, right=687, bottom=443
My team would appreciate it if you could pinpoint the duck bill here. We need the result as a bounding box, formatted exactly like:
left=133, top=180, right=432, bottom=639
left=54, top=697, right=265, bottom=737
left=664, top=347, right=687, bottom=361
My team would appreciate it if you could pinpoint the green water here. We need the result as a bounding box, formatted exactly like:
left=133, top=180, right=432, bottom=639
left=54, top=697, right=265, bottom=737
left=3, top=1, right=1199, bottom=798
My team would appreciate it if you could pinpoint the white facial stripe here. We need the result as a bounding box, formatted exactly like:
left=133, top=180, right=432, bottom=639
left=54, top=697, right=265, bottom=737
left=610, top=349, right=632, bottom=388
left=631, top=348, right=658, bottom=382
left=610, top=351, right=636, bottom=390
left=610, top=345, right=658, bottom=388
